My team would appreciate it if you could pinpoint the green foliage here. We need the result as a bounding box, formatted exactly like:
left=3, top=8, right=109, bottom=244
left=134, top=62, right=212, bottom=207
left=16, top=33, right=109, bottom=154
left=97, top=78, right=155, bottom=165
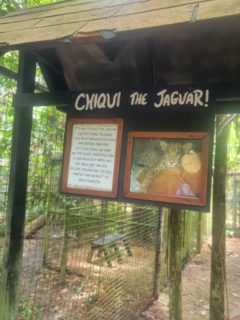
left=26, top=106, right=66, bottom=218
left=0, top=0, right=61, bottom=14
left=0, top=223, right=5, bottom=236
left=228, top=117, right=240, bottom=170
left=18, top=298, right=42, bottom=320
left=225, top=227, right=235, bottom=238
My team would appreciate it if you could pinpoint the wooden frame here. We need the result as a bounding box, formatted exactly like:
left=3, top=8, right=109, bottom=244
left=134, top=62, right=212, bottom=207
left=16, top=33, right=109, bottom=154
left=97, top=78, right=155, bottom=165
left=124, top=131, right=209, bottom=206
left=62, top=118, right=123, bottom=198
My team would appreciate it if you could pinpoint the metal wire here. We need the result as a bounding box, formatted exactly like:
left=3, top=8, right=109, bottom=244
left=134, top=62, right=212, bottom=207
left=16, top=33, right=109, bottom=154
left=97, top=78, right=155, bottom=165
left=0, top=69, right=213, bottom=320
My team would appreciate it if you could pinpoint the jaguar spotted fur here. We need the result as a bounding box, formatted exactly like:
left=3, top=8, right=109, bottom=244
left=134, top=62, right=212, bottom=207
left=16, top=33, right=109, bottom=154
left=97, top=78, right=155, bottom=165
left=135, top=140, right=192, bottom=192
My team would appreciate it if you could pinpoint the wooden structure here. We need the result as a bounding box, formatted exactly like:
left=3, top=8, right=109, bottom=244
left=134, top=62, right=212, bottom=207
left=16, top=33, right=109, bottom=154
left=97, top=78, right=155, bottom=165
left=87, top=232, right=132, bottom=267
left=1, top=0, right=240, bottom=319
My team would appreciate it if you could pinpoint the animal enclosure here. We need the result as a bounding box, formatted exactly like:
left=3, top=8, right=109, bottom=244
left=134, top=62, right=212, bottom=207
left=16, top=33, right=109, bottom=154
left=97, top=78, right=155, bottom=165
left=0, top=96, right=211, bottom=319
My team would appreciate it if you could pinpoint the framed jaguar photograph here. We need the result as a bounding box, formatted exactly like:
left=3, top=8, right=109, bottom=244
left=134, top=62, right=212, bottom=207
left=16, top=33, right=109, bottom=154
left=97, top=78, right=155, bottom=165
left=123, top=131, right=209, bottom=206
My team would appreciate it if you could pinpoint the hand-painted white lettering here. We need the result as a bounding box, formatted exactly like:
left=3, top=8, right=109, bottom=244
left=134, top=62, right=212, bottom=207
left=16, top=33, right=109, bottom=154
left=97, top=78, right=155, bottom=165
left=170, top=91, right=179, bottom=105
left=107, top=93, right=117, bottom=108
left=75, top=92, right=121, bottom=111
left=163, top=94, right=170, bottom=106
left=154, top=89, right=209, bottom=108
left=178, top=92, right=189, bottom=105
left=75, top=89, right=209, bottom=111
left=193, top=90, right=204, bottom=107
left=74, top=93, right=85, bottom=111
left=130, top=92, right=148, bottom=106
left=205, top=89, right=209, bottom=107
left=116, top=92, right=121, bottom=107
left=185, top=93, right=193, bottom=105
left=97, top=93, right=106, bottom=109
left=154, top=90, right=167, bottom=108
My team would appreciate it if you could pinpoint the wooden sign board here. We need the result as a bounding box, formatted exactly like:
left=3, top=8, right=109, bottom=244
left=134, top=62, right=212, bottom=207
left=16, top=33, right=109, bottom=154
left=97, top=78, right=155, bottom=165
left=61, top=86, right=214, bottom=210
left=62, top=118, right=123, bottom=198
left=73, top=88, right=210, bottom=113
left=124, top=132, right=209, bottom=206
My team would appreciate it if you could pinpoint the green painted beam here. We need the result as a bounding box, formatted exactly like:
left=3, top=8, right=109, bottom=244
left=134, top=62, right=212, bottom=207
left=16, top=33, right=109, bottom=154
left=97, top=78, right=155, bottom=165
left=13, top=91, right=71, bottom=107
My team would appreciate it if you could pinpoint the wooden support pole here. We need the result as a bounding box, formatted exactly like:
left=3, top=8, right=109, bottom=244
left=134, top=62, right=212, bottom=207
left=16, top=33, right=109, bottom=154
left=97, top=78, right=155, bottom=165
left=232, top=178, right=237, bottom=231
left=210, top=115, right=229, bottom=320
left=197, top=212, right=203, bottom=254
left=0, top=51, right=36, bottom=320
left=153, top=207, right=163, bottom=300
left=184, top=211, right=191, bottom=258
left=60, top=205, right=70, bottom=282
left=169, top=209, right=183, bottom=320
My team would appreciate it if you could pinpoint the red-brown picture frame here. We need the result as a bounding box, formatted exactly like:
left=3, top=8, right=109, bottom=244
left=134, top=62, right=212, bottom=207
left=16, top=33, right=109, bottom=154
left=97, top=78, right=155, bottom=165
left=124, top=131, right=209, bottom=206
left=62, top=118, right=123, bottom=198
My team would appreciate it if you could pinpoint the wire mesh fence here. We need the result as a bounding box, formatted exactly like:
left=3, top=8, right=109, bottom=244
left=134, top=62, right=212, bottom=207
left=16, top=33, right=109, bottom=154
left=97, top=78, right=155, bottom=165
left=0, top=68, right=212, bottom=319
left=20, top=201, right=160, bottom=320
left=226, top=174, right=240, bottom=236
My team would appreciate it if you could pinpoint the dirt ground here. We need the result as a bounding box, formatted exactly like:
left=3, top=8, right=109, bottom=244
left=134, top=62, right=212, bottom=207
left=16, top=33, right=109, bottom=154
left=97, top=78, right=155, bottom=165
left=140, top=237, right=240, bottom=320
left=18, top=234, right=240, bottom=320
left=20, top=236, right=156, bottom=320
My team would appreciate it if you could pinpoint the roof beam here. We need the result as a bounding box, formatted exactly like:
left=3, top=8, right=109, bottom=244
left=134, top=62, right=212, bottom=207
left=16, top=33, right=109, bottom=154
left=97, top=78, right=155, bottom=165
left=34, top=49, right=68, bottom=91
left=12, top=85, right=240, bottom=114
left=82, top=43, right=112, bottom=64
left=0, top=64, right=18, bottom=80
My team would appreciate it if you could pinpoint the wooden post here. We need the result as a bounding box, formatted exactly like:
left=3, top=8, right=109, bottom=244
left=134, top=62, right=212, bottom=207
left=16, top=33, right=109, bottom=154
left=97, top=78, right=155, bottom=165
left=232, top=178, right=237, bottom=232
left=60, top=205, right=70, bottom=282
left=43, top=165, right=54, bottom=266
left=0, top=51, right=36, bottom=320
left=184, top=211, right=191, bottom=258
left=153, top=207, right=163, bottom=300
left=210, top=115, right=229, bottom=320
left=197, top=212, right=203, bottom=254
left=169, top=209, right=183, bottom=320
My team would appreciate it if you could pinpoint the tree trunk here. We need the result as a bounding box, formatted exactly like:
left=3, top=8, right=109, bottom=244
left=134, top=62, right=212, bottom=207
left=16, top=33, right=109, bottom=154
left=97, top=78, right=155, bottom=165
left=169, top=209, right=183, bottom=320
left=24, top=214, right=46, bottom=239
left=210, top=114, right=229, bottom=320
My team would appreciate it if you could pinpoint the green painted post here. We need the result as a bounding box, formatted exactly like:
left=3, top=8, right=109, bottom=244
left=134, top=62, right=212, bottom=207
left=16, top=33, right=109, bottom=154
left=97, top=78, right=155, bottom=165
left=0, top=51, right=36, bottom=320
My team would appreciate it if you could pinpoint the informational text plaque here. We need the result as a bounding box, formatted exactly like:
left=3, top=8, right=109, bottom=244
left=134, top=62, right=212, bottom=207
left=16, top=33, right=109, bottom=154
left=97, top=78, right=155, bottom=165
left=62, top=118, right=123, bottom=197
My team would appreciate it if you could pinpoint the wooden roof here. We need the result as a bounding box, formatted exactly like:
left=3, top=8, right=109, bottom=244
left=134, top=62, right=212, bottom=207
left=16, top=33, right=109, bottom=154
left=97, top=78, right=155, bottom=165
left=0, top=0, right=239, bottom=49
